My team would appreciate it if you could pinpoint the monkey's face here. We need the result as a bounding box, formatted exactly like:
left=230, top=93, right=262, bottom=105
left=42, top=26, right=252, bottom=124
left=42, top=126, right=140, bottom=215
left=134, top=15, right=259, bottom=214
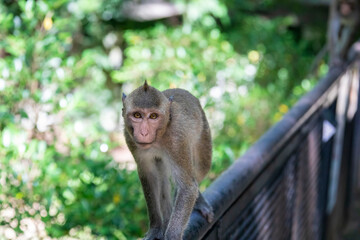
left=126, top=108, right=166, bottom=149
left=122, top=81, right=171, bottom=149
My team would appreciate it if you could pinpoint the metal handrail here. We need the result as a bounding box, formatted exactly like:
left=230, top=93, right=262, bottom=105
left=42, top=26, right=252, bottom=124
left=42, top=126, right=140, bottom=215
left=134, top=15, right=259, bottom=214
left=184, top=56, right=358, bottom=238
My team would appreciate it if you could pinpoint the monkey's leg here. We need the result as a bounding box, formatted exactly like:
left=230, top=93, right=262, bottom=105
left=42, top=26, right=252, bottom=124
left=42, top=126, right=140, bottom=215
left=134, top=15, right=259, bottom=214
left=153, top=157, right=172, bottom=231
left=194, top=191, right=214, bottom=223
left=138, top=168, right=163, bottom=240
left=160, top=177, right=172, bottom=230
left=164, top=177, right=198, bottom=240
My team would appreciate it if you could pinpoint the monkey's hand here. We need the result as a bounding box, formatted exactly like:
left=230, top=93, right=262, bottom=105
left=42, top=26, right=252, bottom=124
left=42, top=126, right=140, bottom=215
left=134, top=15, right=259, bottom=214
left=194, top=193, right=214, bottom=223
left=143, top=228, right=163, bottom=240
left=195, top=203, right=214, bottom=223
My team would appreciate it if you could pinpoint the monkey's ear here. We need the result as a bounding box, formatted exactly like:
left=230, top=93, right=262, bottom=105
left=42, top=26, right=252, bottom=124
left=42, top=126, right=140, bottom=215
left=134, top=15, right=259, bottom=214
left=122, top=93, right=127, bottom=102
left=143, top=80, right=149, bottom=92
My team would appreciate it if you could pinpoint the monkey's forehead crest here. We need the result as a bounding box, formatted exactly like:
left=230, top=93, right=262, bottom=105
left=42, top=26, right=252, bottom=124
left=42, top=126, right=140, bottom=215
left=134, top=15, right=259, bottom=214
left=143, top=80, right=149, bottom=91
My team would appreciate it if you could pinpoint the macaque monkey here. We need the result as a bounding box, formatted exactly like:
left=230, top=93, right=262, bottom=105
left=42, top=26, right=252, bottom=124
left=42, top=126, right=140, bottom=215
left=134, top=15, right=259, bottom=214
left=122, top=81, right=213, bottom=240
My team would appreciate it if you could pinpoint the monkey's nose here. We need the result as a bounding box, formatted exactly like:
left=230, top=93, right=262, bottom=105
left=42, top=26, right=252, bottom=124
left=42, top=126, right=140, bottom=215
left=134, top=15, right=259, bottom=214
left=141, top=132, right=149, bottom=137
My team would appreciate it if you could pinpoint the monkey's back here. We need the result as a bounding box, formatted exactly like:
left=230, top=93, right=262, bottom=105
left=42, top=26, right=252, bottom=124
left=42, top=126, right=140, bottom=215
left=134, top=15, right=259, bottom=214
left=162, top=89, right=205, bottom=128
left=163, top=88, right=202, bottom=112
left=162, top=88, right=212, bottom=181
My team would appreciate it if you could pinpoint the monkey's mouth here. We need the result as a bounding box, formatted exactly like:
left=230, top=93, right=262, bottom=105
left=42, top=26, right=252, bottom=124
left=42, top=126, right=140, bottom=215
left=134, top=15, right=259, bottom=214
left=135, top=141, right=154, bottom=148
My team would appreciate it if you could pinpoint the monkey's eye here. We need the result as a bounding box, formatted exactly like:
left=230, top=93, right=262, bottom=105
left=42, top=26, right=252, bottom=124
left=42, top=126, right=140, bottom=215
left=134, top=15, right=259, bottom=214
left=133, top=112, right=142, bottom=118
left=149, top=113, right=158, bottom=119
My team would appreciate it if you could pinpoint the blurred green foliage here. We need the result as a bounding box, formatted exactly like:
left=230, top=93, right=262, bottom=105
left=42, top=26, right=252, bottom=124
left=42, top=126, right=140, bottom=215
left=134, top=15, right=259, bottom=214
left=0, top=0, right=328, bottom=239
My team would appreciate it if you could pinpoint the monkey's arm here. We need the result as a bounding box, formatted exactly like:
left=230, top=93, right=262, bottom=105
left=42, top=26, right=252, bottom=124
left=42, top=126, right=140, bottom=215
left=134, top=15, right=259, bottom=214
left=137, top=167, right=164, bottom=240
left=164, top=169, right=198, bottom=240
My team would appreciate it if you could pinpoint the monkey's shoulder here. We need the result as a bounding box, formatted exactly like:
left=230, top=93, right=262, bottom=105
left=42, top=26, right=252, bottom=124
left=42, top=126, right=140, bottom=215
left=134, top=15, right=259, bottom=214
left=162, top=88, right=191, bottom=95
left=163, top=88, right=202, bottom=110
left=163, top=88, right=198, bottom=102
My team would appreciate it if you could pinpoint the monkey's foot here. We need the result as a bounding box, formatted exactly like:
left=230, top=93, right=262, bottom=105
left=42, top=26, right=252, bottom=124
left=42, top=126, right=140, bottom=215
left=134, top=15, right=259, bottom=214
left=143, top=228, right=163, bottom=240
left=194, top=202, right=214, bottom=223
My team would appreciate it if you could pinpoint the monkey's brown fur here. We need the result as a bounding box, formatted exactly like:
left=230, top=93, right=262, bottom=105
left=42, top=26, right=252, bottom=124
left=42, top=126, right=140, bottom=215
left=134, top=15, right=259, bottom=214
left=122, top=82, right=213, bottom=240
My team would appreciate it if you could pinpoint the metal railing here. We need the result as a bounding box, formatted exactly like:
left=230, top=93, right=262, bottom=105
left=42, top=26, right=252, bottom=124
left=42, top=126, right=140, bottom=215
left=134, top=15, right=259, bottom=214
left=185, top=52, right=360, bottom=239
